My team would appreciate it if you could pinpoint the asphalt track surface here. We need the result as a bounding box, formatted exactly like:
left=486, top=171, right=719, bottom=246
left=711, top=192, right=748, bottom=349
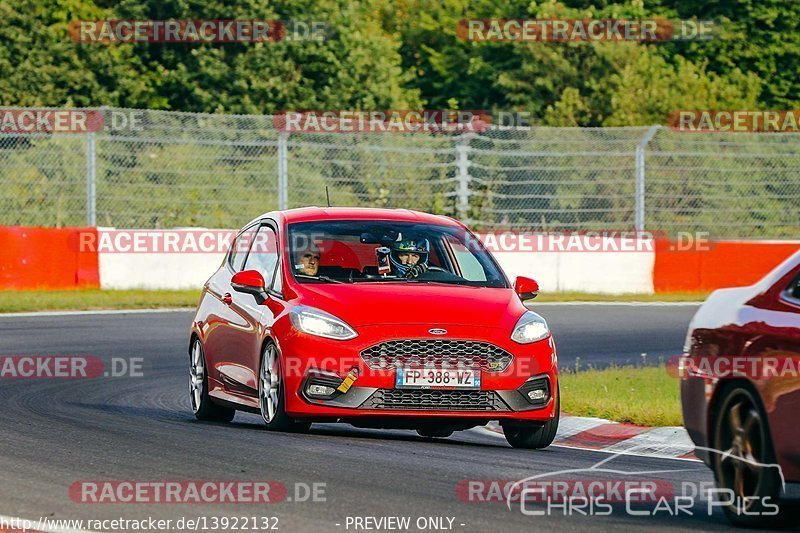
left=0, top=304, right=748, bottom=532
left=532, top=302, right=698, bottom=369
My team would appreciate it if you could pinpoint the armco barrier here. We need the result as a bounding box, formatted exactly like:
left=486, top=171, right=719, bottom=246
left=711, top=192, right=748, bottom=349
left=653, top=240, right=800, bottom=293
left=0, top=227, right=99, bottom=290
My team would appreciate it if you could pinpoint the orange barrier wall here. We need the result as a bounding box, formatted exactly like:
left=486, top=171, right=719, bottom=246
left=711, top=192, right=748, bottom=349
left=654, top=240, right=800, bottom=293
left=0, top=227, right=99, bottom=290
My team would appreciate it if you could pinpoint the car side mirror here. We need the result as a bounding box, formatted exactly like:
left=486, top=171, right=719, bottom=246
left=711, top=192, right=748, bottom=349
left=231, top=270, right=269, bottom=304
left=514, top=276, right=539, bottom=301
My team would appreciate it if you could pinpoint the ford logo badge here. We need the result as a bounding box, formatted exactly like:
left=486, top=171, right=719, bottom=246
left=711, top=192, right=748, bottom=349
left=428, top=328, right=447, bottom=335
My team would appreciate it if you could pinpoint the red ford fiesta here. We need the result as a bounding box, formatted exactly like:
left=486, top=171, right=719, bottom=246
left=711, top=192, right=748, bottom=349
left=188, top=207, right=558, bottom=448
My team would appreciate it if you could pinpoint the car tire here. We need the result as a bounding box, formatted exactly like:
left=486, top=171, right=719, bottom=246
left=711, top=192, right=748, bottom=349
left=503, top=391, right=560, bottom=449
left=711, top=385, right=794, bottom=527
left=259, top=342, right=311, bottom=433
left=190, top=339, right=236, bottom=422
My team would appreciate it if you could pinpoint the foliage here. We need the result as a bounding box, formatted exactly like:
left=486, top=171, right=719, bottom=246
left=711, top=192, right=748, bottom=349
left=0, top=1, right=797, bottom=235
left=1, top=0, right=795, bottom=121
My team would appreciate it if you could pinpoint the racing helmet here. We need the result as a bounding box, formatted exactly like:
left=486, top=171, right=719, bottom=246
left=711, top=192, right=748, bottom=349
left=389, top=238, right=429, bottom=276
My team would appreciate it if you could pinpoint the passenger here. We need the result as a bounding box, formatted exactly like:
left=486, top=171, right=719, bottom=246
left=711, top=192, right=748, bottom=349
left=295, top=244, right=320, bottom=276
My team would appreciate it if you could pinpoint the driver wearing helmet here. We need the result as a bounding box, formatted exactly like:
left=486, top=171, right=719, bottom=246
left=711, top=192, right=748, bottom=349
left=390, top=238, right=430, bottom=278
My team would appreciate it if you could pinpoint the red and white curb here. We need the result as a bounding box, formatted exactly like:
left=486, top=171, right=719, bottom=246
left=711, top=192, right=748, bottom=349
left=483, top=415, right=698, bottom=461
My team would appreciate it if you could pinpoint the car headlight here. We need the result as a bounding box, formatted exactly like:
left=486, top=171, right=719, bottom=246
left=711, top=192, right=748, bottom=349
left=683, top=316, right=696, bottom=354
left=511, top=311, right=549, bottom=344
left=683, top=327, right=693, bottom=354
left=289, top=306, right=357, bottom=340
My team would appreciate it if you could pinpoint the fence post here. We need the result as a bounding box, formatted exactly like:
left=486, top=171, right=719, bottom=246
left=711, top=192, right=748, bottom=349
left=455, top=135, right=472, bottom=222
left=635, top=125, right=660, bottom=232
left=86, top=132, right=96, bottom=227
left=277, top=132, right=289, bottom=210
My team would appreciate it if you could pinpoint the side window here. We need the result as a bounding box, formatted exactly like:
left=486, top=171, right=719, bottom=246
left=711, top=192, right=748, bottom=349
left=229, top=225, right=259, bottom=272
left=446, top=235, right=487, bottom=281
left=787, top=272, right=800, bottom=301
left=243, top=226, right=281, bottom=291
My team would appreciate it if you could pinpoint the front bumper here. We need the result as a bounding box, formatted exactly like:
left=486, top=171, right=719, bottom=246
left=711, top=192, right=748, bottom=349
left=276, top=323, right=558, bottom=422
left=681, top=374, right=712, bottom=465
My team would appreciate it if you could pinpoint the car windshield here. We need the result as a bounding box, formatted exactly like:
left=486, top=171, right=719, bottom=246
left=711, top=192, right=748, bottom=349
left=287, top=220, right=507, bottom=287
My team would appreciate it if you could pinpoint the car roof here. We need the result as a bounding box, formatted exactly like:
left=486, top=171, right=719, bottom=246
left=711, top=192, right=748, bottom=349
left=250, top=207, right=463, bottom=228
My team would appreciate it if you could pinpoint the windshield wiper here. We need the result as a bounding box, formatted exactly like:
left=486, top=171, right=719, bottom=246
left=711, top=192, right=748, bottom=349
left=349, top=276, right=404, bottom=283
left=295, top=274, right=347, bottom=284
left=405, top=279, right=472, bottom=286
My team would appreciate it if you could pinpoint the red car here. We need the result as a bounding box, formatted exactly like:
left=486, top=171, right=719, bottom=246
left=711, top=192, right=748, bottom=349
left=682, top=250, right=800, bottom=526
left=188, top=207, right=559, bottom=448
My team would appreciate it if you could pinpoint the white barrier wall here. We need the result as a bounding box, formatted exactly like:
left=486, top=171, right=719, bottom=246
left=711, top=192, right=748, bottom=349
left=492, top=250, right=655, bottom=294
left=98, top=230, right=655, bottom=294
left=99, top=249, right=655, bottom=294
left=488, top=234, right=656, bottom=294
left=99, top=252, right=224, bottom=290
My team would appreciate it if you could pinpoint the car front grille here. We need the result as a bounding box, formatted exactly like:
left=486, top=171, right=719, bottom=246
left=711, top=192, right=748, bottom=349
left=360, top=340, right=513, bottom=372
left=361, top=389, right=509, bottom=411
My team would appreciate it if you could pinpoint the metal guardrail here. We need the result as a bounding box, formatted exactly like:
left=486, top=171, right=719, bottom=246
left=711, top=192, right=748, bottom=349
left=1, top=108, right=798, bottom=237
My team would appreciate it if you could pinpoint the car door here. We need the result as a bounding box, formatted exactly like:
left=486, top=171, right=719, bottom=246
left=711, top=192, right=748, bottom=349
left=230, top=222, right=283, bottom=390
left=759, top=265, right=800, bottom=477
left=204, top=223, right=264, bottom=397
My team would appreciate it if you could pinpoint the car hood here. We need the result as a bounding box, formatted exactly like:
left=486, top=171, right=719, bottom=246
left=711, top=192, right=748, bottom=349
left=294, top=282, right=528, bottom=329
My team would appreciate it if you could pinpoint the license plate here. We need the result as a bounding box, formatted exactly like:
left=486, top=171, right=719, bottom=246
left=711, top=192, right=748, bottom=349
left=395, top=367, right=481, bottom=389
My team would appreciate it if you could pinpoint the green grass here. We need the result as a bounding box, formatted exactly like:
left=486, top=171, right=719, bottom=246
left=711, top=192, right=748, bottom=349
left=560, top=365, right=682, bottom=427
left=534, top=291, right=708, bottom=303
left=0, top=288, right=707, bottom=314
left=0, top=289, right=201, bottom=313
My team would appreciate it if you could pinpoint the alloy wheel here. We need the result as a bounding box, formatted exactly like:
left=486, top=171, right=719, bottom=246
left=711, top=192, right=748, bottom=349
left=189, top=340, right=205, bottom=413
left=714, top=391, right=769, bottom=511
left=260, top=344, right=281, bottom=423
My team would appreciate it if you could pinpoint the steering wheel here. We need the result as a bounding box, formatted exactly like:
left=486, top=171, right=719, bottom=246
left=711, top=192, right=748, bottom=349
left=425, top=266, right=446, bottom=272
